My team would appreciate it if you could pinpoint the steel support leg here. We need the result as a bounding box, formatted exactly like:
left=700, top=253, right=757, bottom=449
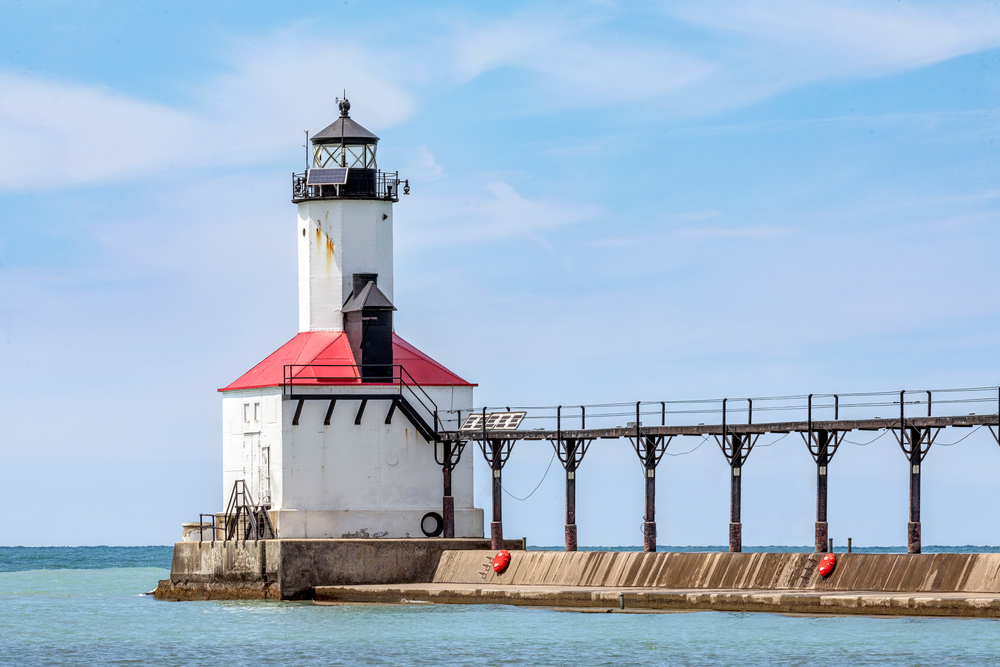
left=442, top=464, right=455, bottom=539
left=491, top=457, right=503, bottom=551
left=908, top=428, right=921, bottom=554
left=815, top=431, right=829, bottom=553
left=644, top=467, right=656, bottom=552
left=565, top=466, right=577, bottom=552
left=730, top=465, right=742, bottom=553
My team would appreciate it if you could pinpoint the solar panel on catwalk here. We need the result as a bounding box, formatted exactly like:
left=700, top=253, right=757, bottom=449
left=307, top=168, right=349, bottom=185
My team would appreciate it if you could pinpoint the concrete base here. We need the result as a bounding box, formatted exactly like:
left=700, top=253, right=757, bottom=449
left=642, top=522, right=655, bottom=553
left=728, top=522, right=741, bottom=552
left=565, top=524, right=577, bottom=552
left=814, top=521, right=828, bottom=553
left=490, top=522, right=503, bottom=550
left=908, top=521, right=922, bottom=554
left=154, top=538, right=525, bottom=601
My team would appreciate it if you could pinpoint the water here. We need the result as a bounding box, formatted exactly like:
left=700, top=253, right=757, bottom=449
left=2, top=547, right=999, bottom=666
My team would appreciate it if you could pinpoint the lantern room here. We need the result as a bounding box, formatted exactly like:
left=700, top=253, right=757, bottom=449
left=311, top=99, right=379, bottom=170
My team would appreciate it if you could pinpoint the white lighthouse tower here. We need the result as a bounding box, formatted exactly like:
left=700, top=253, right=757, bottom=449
left=216, top=99, right=482, bottom=540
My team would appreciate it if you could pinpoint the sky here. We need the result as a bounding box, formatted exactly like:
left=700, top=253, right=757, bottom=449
left=3, top=0, right=1000, bottom=547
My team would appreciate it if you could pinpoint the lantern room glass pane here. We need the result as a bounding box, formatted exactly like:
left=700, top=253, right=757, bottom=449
left=312, top=143, right=377, bottom=169
left=313, top=145, right=344, bottom=168
left=346, top=145, right=364, bottom=168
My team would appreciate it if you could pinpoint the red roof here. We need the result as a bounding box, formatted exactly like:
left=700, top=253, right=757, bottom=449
left=220, top=331, right=474, bottom=391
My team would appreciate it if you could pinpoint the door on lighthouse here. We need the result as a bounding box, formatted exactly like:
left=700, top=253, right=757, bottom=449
left=241, top=400, right=265, bottom=505
left=259, top=446, right=271, bottom=506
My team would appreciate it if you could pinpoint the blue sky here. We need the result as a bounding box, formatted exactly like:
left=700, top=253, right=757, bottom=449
left=3, top=1, right=1000, bottom=547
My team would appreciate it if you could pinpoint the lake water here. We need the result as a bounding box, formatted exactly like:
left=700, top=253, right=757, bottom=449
left=2, top=546, right=999, bottom=666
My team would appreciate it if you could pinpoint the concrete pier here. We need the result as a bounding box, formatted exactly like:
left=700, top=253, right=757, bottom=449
left=153, top=538, right=525, bottom=600
left=157, top=545, right=1000, bottom=617
left=315, top=550, right=1000, bottom=618
left=315, top=583, right=1000, bottom=617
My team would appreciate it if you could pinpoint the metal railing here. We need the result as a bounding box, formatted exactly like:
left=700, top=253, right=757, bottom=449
left=435, top=386, right=1000, bottom=435
left=283, top=363, right=438, bottom=437
left=196, top=480, right=276, bottom=546
left=291, top=170, right=407, bottom=202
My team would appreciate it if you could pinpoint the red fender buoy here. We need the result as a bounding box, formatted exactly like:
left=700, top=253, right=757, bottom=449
left=818, top=552, right=837, bottom=577
left=492, top=549, right=511, bottom=574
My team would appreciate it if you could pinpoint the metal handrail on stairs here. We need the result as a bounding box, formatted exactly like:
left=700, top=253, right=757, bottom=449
left=211, top=479, right=276, bottom=542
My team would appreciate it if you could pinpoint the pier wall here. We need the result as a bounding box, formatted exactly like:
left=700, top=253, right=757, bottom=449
left=154, top=538, right=525, bottom=600
left=314, top=550, right=1000, bottom=617
left=431, top=550, right=1000, bottom=593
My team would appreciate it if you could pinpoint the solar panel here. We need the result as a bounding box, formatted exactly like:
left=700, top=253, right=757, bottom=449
left=459, top=412, right=526, bottom=431
left=307, top=168, right=349, bottom=185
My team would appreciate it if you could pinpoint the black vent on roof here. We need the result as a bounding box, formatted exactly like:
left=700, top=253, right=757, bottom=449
left=343, top=274, right=395, bottom=382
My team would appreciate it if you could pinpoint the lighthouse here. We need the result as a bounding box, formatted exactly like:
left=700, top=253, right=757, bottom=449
left=215, top=99, right=482, bottom=540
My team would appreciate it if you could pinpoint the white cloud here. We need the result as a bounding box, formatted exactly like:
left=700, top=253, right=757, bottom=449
left=0, top=72, right=213, bottom=188
left=1, top=3, right=999, bottom=189
left=446, top=11, right=715, bottom=107
left=662, top=0, right=1000, bottom=111
left=409, top=146, right=446, bottom=182
left=670, top=0, right=1000, bottom=77
left=0, top=26, right=415, bottom=188
left=194, top=27, right=414, bottom=154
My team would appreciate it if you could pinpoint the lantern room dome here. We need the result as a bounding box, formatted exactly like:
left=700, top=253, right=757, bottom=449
left=311, top=99, right=379, bottom=145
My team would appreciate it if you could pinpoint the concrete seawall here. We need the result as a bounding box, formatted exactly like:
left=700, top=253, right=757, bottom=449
left=154, top=538, right=526, bottom=600
left=431, top=550, right=1000, bottom=593
left=314, top=550, right=1000, bottom=617
left=157, top=545, right=1000, bottom=615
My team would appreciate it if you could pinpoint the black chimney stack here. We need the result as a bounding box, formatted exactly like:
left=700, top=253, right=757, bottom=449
left=343, top=273, right=395, bottom=382
left=352, top=273, right=378, bottom=299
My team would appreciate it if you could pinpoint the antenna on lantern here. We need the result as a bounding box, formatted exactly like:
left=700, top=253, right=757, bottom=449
left=338, top=91, right=348, bottom=167
left=303, top=130, right=309, bottom=169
